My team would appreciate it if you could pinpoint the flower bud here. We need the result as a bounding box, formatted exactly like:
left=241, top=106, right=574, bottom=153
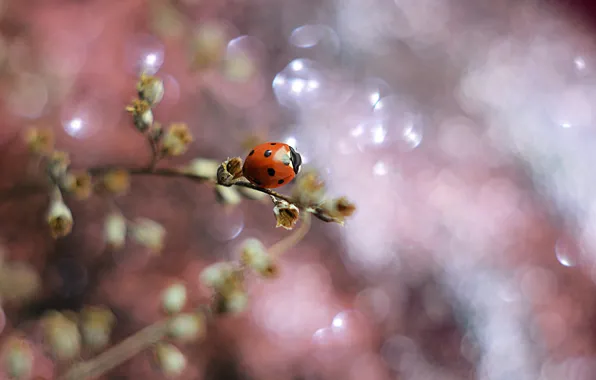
left=47, top=192, right=73, bottom=239
left=61, top=171, right=92, bottom=200
left=130, top=218, right=166, bottom=254
left=273, top=199, right=300, bottom=230
left=80, top=306, right=116, bottom=352
left=292, top=169, right=326, bottom=207
left=322, top=196, right=356, bottom=224
left=137, top=73, right=164, bottom=106
left=41, top=311, right=81, bottom=361
left=216, top=157, right=243, bottom=186
left=167, top=313, right=205, bottom=343
left=155, top=343, right=186, bottom=377
left=182, top=158, right=219, bottom=179
left=162, top=283, right=187, bottom=314
left=104, top=212, right=127, bottom=249
left=1, top=335, right=33, bottom=380
left=190, top=23, right=227, bottom=70
left=24, top=127, right=54, bottom=155
left=218, top=290, right=248, bottom=315
left=101, top=170, right=130, bottom=195
left=162, top=123, right=193, bottom=157
left=240, top=238, right=277, bottom=278
left=125, top=99, right=153, bottom=132
left=198, top=262, right=236, bottom=289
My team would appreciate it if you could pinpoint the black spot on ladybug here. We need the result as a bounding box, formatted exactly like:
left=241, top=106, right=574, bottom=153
left=249, top=150, right=255, bottom=156
left=267, top=168, right=276, bottom=176
left=278, top=179, right=284, bottom=185
left=264, top=150, right=272, bottom=157
left=270, top=143, right=277, bottom=145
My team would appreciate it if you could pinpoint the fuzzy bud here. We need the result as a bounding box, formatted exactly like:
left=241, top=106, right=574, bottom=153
left=216, top=157, right=243, bottom=186
left=41, top=311, right=81, bottom=361
left=47, top=190, right=73, bottom=239
left=130, top=218, right=166, bottom=254
left=61, top=171, right=92, bottom=200
left=162, top=283, right=187, bottom=314
left=222, top=52, right=256, bottom=83
left=1, top=336, right=33, bottom=380
left=162, top=123, right=193, bottom=157
left=214, top=185, right=242, bottom=206
left=101, top=170, right=130, bottom=195
left=322, top=196, right=356, bottom=224
left=292, top=169, right=326, bottom=207
left=198, top=262, right=236, bottom=290
left=240, top=238, right=277, bottom=278
left=190, top=23, right=227, bottom=70
left=215, top=290, right=248, bottom=315
left=273, top=199, right=300, bottom=230
left=137, top=73, right=164, bottom=106
left=24, top=127, right=54, bottom=155
left=155, top=343, right=186, bottom=378
left=125, top=99, right=153, bottom=132
left=182, top=158, right=219, bottom=179
left=80, top=306, right=116, bottom=352
left=167, top=313, right=205, bottom=343
left=104, top=212, right=127, bottom=249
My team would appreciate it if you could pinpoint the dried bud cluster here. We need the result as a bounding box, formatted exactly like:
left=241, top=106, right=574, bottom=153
left=61, top=170, right=92, bottom=200
left=272, top=199, right=300, bottom=230
left=25, top=127, right=54, bottom=155
left=216, top=157, right=243, bottom=186
left=137, top=73, right=165, bottom=106
left=126, top=99, right=154, bottom=132
left=199, top=262, right=248, bottom=314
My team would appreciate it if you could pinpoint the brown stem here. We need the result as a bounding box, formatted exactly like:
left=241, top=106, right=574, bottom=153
left=57, top=319, right=168, bottom=380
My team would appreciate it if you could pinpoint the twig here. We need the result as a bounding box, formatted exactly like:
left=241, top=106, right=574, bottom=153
left=57, top=319, right=168, bottom=380
left=94, top=167, right=338, bottom=223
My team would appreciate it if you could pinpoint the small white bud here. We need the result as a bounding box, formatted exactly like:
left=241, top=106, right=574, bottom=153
left=155, top=343, right=186, bottom=377
left=162, top=283, right=187, bottom=314
left=182, top=158, right=220, bottom=179
left=1, top=336, right=33, bottom=380
left=225, top=290, right=248, bottom=314
left=80, top=306, right=116, bottom=352
left=167, top=313, right=205, bottom=342
left=199, top=262, right=235, bottom=289
left=214, top=185, right=242, bottom=206
left=104, top=213, right=127, bottom=249
left=240, top=239, right=277, bottom=278
left=130, top=218, right=166, bottom=254
left=42, top=312, right=81, bottom=361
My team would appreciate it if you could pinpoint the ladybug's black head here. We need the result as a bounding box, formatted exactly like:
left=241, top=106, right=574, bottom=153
left=289, top=146, right=302, bottom=174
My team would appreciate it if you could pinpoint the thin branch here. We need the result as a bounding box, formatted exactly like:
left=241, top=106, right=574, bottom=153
left=57, top=319, right=168, bottom=380
left=91, top=167, right=339, bottom=223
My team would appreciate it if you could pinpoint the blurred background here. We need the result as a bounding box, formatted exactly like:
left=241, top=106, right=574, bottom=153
left=2, top=0, right=596, bottom=379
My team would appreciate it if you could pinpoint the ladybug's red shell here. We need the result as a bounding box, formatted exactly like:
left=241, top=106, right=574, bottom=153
left=242, top=142, right=302, bottom=189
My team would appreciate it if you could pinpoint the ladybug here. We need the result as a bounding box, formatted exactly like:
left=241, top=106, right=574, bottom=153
left=242, top=142, right=302, bottom=188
